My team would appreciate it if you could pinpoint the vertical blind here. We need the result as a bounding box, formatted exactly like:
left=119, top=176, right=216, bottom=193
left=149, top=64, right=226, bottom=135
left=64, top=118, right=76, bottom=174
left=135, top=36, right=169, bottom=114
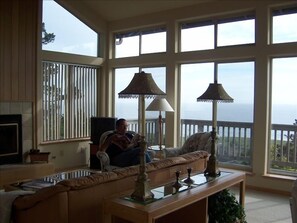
left=42, top=61, right=97, bottom=141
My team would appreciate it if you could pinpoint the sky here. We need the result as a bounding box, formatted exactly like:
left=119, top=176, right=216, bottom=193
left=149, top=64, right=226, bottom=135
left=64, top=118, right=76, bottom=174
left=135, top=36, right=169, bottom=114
left=42, top=0, right=97, bottom=56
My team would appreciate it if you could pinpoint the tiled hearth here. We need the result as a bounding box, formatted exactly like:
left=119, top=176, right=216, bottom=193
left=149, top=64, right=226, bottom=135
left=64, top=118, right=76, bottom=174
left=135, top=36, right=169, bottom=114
left=0, top=102, right=33, bottom=162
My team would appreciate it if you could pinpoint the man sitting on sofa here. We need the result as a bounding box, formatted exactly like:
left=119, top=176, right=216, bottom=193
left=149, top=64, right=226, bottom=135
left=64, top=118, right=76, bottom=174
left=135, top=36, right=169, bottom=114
left=99, top=118, right=152, bottom=167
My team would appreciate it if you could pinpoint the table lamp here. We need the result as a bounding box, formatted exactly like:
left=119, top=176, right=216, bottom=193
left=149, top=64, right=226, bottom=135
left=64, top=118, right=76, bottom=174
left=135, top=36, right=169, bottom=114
left=197, top=80, right=233, bottom=177
left=146, top=96, right=174, bottom=150
left=119, top=71, right=165, bottom=202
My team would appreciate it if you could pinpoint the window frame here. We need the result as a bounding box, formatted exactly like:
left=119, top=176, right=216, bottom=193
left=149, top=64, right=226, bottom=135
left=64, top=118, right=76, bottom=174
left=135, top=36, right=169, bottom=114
left=114, top=26, right=167, bottom=58
left=271, top=5, right=297, bottom=44
left=39, top=0, right=102, bottom=143
left=179, top=12, right=256, bottom=52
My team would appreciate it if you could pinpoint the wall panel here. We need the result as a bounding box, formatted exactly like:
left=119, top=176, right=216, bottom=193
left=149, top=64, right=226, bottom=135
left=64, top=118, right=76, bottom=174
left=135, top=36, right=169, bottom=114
left=0, top=0, right=38, bottom=101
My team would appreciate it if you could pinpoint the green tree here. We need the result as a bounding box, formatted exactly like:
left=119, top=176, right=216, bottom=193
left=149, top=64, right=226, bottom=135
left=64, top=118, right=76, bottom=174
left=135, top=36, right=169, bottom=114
left=42, top=22, right=55, bottom=45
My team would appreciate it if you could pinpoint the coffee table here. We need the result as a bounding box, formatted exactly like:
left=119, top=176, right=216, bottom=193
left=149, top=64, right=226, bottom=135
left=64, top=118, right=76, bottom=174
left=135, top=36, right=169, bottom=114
left=104, top=169, right=245, bottom=223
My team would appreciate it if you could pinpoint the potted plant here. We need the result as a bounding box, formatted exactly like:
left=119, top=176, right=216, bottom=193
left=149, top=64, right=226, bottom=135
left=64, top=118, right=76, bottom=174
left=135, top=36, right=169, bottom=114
left=208, top=189, right=247, bottom=223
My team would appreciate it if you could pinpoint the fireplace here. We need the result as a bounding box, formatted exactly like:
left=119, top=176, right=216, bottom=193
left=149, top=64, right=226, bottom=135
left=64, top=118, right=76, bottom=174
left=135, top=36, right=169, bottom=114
left=0, top=114, right=22, bottom=165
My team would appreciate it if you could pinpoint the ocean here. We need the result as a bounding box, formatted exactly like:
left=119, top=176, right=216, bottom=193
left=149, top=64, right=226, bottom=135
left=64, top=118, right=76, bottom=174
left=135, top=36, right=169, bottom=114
left=116, top=102, right=297, bottom=125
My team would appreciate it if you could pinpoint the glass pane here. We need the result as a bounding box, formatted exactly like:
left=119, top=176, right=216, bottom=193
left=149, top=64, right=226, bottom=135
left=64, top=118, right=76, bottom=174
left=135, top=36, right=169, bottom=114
left=217, top=19, right=255, bottom=46
left=42, top=0, right=98, bottom=56
left=115, top=36, right=139, bottom=58
left=270, top=57, right=297, bottom=176
left=180, top=63, right=214, bottom=121
left=273, top=13, right=297, bottom=44
left=42, top=62, right=97, bottom=141
left=141, top=32, right=166, bottom=54
left=141, top=67, right=166, bottom=110
left=217, top=62, right=254, bottom=166
left=271, top=57, right=297, bottom=125
left=115, top=68, right=139, bottom=120
left=181, top=25, right=214, bottom=52
left=217, top=61, right=254, bottom=122
left=142, top=67, right=166, bottom=146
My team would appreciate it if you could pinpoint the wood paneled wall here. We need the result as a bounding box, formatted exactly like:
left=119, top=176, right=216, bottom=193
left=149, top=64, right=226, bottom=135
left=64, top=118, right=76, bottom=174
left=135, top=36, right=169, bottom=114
left=0, top=0, right=38, bottom=101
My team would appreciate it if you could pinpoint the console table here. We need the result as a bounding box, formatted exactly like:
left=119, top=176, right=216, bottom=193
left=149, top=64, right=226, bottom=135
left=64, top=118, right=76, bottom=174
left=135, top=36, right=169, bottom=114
left=104, top=169, right=245, bottom=223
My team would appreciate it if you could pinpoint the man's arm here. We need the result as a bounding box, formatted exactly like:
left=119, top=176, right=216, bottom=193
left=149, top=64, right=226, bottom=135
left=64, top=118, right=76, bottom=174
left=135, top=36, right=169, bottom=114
left=99, top=133, right=115, bottom=151
left=100, top=134, right=131, bottom=151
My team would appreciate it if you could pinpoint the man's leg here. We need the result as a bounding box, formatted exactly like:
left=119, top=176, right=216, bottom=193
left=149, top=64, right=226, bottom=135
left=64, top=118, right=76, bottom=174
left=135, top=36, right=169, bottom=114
left=112, top=148, right=151, bottom=167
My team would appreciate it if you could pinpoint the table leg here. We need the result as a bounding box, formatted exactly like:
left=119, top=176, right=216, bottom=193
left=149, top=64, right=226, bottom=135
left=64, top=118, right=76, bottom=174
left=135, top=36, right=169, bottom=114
left=239, top=180, right=245, bottom=207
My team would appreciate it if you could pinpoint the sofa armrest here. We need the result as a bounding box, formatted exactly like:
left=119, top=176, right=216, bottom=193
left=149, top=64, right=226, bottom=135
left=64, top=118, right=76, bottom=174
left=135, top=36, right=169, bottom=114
left=163, top=147, right=182, bottom=157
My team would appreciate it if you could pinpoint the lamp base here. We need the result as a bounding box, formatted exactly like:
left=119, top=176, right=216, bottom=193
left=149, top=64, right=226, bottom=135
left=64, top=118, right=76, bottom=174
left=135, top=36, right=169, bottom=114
left=131, top=178, right=154, bottom=202
left=130, top=136, right=154, bottom=202
left=204, top=154, right=221, bottom=177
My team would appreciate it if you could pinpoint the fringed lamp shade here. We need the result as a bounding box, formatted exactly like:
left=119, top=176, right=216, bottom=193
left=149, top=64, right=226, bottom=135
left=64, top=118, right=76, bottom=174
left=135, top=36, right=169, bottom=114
left=196, top=81, right=234, bottom=102
left=118, top=71, right=166, bottom=98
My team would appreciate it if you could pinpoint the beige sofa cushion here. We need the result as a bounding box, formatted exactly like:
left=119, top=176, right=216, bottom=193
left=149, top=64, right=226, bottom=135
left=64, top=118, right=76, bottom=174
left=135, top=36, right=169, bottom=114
left=181, top=132, right=212, bottom=153
left=58, top=171, right=119, bottom=190
left=13, top=184, right=69, bottom=209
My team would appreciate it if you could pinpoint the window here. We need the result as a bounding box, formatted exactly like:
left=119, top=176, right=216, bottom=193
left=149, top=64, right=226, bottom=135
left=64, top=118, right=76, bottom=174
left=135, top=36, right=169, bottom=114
left=115, top=67, right=139, bottom=120
left=42, top=62, right=97, bottom=141
left=270, top=57, right=297, bottom=176
left=272, top=7, right=297, bottom=44
left=141, top=31, right=166, bottom=54
left=41, top=0, right=99, bottom=142
left=217, top=17, right=255, bottom=47
left=115, top=28, right=166, bottom=58
left=180, top=14, right=255, bottom=52
left=181, top=21, right=214, bottom=51
left=115, top=67, right=166, bottom=145
left=180, top=61, right=254, bottom=167
left=42, top=0, right=98, bottom=56
left=115, top=67, right=166, bottom=120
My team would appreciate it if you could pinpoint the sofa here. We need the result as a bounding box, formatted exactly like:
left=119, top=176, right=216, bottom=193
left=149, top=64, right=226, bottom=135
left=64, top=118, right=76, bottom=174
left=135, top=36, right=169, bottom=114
left=10, top=150, right=207, bottom=223
left=164, top=132, right=212, bottom=157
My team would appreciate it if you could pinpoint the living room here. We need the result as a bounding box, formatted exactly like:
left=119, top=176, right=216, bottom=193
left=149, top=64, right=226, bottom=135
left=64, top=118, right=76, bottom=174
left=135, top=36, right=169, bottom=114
left=1, top=0, right=297, bottom=209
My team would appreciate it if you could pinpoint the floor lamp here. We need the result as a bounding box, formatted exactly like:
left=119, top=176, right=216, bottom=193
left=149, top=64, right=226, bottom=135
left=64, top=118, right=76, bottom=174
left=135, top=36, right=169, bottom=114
left=197, top=80, right=233, bottom=177
left=146, top=96, right=174, bottom=150
left=119, top=71, right=165, bottom=202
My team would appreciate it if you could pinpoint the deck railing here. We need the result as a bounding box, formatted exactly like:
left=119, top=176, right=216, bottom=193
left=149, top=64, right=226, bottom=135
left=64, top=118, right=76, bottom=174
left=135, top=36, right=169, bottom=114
left=270, top=124, right=297, bottom=176
left=127, top=118, right=297, bottom=176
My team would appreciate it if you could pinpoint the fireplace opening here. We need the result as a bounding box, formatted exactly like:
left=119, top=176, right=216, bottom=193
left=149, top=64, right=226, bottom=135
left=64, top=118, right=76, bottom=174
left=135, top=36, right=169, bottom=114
left=0, top=114, right=22, bottom=165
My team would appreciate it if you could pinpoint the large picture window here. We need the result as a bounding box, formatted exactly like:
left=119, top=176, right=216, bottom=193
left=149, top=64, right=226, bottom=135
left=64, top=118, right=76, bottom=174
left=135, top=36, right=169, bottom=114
left=180, top=61, right=254, bottom=167
left=270, top=57, right=297, bottom=176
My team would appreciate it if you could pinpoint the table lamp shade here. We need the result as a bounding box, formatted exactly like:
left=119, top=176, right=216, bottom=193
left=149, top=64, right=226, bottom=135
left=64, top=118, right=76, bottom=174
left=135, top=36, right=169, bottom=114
left=118, top=71, right=166, bottom=98
left=146, top=97, right=174, bottom=112
left=196, top=80, right=233, bottom=102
